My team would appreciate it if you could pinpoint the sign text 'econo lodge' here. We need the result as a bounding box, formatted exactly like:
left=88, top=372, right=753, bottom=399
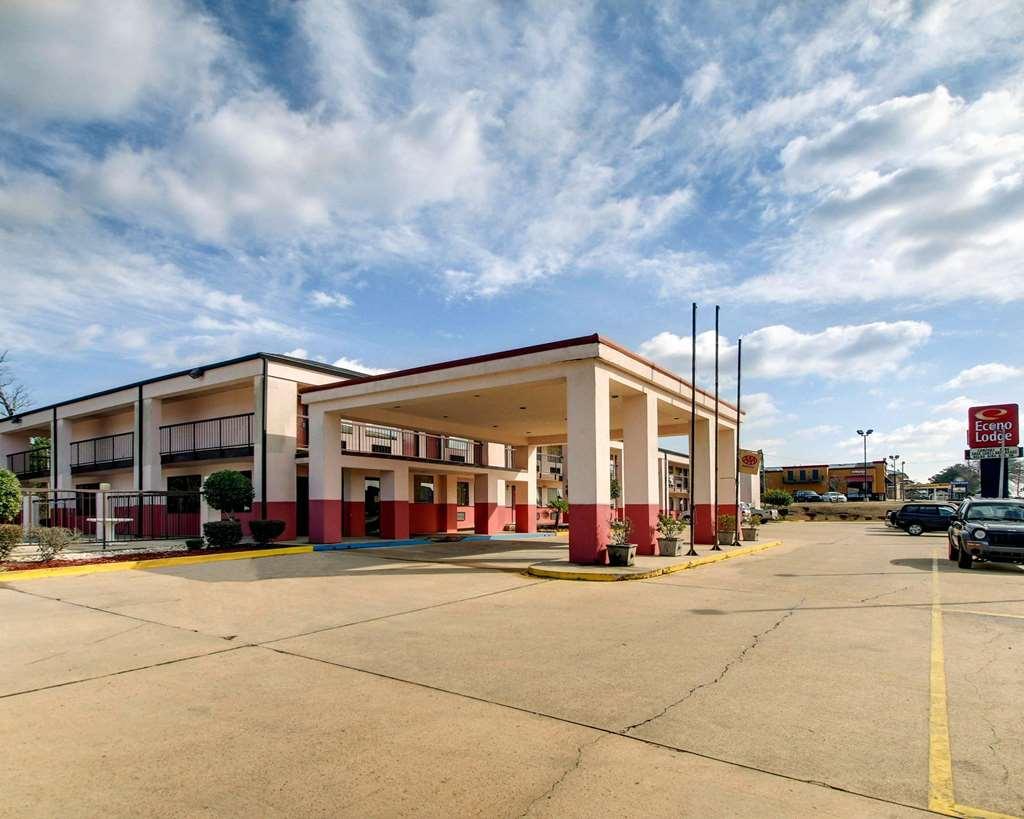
left=967, top=404, right=1019, bottom=449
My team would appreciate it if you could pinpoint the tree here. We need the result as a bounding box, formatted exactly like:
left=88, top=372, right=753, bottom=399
left=929, top=464, right=980, bottom=495
left=0, top=468, right=21, bottom=523
left=0, top=351, right=30, bottom=417
left=1008, top=459, right=1024, bottom=498
left=610, top=477, right=621, bottom=502
left=547, top=496, right=569, bottom=527
left=763, top=489, right=793, bottom=507
left=202, top=470, right=254, bottom=519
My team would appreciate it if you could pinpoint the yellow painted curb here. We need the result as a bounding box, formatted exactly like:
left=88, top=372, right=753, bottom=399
left=527, top=540, right=785, bottom=582
left=0, top=545, right=314, bottom=583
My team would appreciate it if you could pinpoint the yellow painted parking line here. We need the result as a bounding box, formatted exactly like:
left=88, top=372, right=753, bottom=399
left=0, top=545, right=314, bottom=583
left=928, top=555, right=1022, bottom=819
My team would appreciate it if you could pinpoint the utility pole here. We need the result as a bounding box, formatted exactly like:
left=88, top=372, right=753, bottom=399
left=857, top=429, right=874, bottom=500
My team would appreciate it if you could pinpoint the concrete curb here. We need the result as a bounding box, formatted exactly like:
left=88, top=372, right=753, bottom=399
left=526, top=540, right=785, bottom=582
left=0, top=545, right=314, bottom=583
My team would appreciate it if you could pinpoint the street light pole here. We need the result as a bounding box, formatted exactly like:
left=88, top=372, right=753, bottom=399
left=857, top=429, right=874, bottom=500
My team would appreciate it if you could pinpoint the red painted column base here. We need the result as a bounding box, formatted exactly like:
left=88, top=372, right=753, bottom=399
left=625, top=503, right=660, bottom=556
left=475, top=502, right=502, bottom=534
left=515, top=504, right=537, bottom=534
left=309, top=499, right=342, bottom=544
left=569, top=503, right=611, bottom=564
left=693, top=503, right=739, bottom=545
left=381, top=500, right=410, bottom=540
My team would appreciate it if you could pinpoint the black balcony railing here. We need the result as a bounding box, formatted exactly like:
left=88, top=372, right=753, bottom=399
left=7, top=449, right=50, bottom=479
left=160, top=413, right=254, bottom=463
left=70, top=432, right=134, bottom=472
left=537, top=452, right=563, bottom=478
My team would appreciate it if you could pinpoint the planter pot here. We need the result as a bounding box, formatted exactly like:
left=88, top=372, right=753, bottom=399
left=607, top=543, right=637, bottom=567
left=717, top=530, right=735, bottom=546
left=741, top=527, right=759, bottom=541
left=657, top=537, right=685, bottom=557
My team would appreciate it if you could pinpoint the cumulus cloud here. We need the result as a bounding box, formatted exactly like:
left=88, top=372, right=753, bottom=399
left=639, top=320, right=932, bottom=383
left=932, top=395, right=977, bottom=414
left=311, top=292, right=354, bottom=310
left=331, top=356, right=391, bottom=376
left=942, top=363, right=1024, bottom=390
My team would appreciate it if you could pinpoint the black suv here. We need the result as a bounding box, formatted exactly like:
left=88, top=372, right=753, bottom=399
left=793, top=491, right=823, bottom=502
left=948, top=498, right=1024, bottom=569
left=893, top=503, right=957, bottom=535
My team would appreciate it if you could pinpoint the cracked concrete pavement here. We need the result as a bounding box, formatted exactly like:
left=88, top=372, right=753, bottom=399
left=1, top=522, right=1022, bottom=817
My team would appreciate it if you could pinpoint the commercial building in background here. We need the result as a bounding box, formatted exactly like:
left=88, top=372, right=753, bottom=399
left=0, top=335, right=744, bottom=562
left=764, top=460, right=887, bottom=500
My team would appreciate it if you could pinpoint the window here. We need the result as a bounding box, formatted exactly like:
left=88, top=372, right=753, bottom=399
left=414, top=475, right=435, bottom=503
left=811, top=469, right=820, bottom=481
left=799, top=469, right=806, bottom=481
left=787, top=470, right=795, bottom=482
left=456, top=481, right=470, bottom=506
left=167, top=475, right=201, bottom=514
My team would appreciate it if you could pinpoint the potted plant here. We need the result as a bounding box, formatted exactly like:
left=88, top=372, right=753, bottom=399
left=741, top=513, right=761, bottom=542
left=656, top=513, right=687, bottom=556
left=607, top=517, right=636, bottom=566
left=717, top=514, right=736, bottom=546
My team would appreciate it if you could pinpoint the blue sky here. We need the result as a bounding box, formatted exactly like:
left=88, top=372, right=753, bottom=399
left=1, top=0, right=1023, bottom=481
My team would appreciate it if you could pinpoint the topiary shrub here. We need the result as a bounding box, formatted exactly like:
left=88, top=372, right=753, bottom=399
left=29, top=527, right=76, bottom=562
left=203, top=520, right=243, bottom=549
left=185, top=538, right=204, bottom=552
left=249, top=519, right=285, bottom=546
left=0, top=468, right=21, bottom=523
left=202, top=470, right=254, bottom=520
left=0, top=523, right=23, bottom=561
left=763, top=489, right=793, bottom=507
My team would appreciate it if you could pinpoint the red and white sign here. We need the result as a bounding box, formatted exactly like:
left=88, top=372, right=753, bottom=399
left=967, top=403, right=1019, bottom=449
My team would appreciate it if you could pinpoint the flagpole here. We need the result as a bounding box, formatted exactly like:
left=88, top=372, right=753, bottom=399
left=711, top=305, right=722, bottom=550
left=686, top=302, right=698, bottom=557
left=734, top=337, right=742, bottom=545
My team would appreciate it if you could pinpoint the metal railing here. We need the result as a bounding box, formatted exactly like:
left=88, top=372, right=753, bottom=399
left=160, top=413, right=254, bottom=461
left=70, top=432, right=134, bottom=471
left=7, top=449, right=50, bottom=478
left=504, top=445, right=516, bottom=469
left=537, top=452, right=564, bottom=478
left=341, top=420, right=480, bottom=465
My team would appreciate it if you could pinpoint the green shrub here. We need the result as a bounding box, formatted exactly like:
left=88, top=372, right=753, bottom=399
left=29, top=527, right=76, bottom=562
left=718, top=514, right=737, bottom=531
left=185, top=538, right=204, bottom=552
left=763, top=489, right=794, bottom=507
left=202, top=471, right=254, bottom=519
left=249, top=519, right=286, bottom=545
left=0, top=523, right=23, bottom=560
left=203, top=520, right=243, bottom=549
left=657, top=513, right=687, bottom=538
left=546, top=497, right=569, bottom=527
left=0, top=469, right=20, bottom=523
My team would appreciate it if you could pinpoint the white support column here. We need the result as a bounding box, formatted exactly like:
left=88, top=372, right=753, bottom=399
left=308, top=406, right=342, bottom=543
left=52, top=416, right=73, bottom=490
left=717, top=424, right=738, bottom=522
left=691, top=415, right=716, bottom=544
left=622, top=391, right=660, bottom=555
left=380, top=462, right=410, bottom=539
left=139, top=397, right=163, bottom=490
left=513, top=444, right=538, bottom=533
left=264, top=376, right=299, bottom=537
left=474, top=471, right=504, bottom=534
left=566, top=364, right=611, bottom=563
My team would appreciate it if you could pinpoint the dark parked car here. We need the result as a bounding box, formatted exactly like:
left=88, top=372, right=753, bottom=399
left=948, top=499, right=1024, bottom=569
left=893, top=503, right=957, bottom=535
left=793, top=491, right=823, bottom=502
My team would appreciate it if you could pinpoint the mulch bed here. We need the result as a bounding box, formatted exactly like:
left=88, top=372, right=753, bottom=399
left=1, top=543, right=287, bottom=572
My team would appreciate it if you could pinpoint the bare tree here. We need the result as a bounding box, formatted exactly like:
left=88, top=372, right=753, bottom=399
left=0, top=351, right=30, bottom=417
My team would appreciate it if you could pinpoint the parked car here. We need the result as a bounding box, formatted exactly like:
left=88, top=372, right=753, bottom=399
left=793, top=491, right=823, bottom=502
left=893, top=503, right=957, bottom=535
left=821, top=492, right=847, bottom=503
left=948, top=498, right=1024, bottom=569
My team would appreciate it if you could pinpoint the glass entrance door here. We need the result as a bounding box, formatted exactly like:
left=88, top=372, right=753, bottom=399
left=364, top=477, right=381, bottom=536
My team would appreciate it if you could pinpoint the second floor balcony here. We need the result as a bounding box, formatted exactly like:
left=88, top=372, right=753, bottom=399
left=70, top=432, right=134, bottom=473
left=537, top=452, right=564, bottom=479
left=160, top=413, right=255, bottom=463
left=6, top=448, right=50, bottom=479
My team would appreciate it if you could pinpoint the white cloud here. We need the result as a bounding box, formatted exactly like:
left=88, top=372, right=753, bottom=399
left=932, top=395, right=977, bottom=414
left=639, top=320, right=932, bottom=383
left=685, top=62, right=722, bottom=106
left=741, top=392, right=782, bottom=429
left=0, top=0, right=230, bottom=122
left=942, top=363, right=1024, bottom=390
left=311, top=292, right=354, bottom=310
left=837, top=416, right=966, bottom=480
left=285, top=348, right=310, bottom=360
left=331, top=356, right=391, bottom=376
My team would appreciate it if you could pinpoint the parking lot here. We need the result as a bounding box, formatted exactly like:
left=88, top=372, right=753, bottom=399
left=2, top=522, right=1022, bottom=818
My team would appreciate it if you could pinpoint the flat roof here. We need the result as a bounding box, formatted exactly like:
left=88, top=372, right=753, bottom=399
left=0, top=352, right=367, bottom=423
left=301, top=333, right=740, bottom=412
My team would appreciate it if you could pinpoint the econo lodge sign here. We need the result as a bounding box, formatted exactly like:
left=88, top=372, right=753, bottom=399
left=967, top=403, right=1019, bottom=448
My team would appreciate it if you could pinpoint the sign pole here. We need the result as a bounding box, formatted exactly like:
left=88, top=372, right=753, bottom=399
left=687, top=302, right=698, bottom=557
left=712, top=305, right=722, bottom=551
left=998, top=451, right=1006, bottom=499
left=733, top=338, right=742, bottom=546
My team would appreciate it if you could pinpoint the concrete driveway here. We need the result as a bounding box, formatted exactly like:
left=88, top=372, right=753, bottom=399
left=1, top=522, right=1021, bottom=817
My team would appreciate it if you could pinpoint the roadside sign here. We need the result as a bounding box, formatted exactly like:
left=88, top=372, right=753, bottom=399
left=965, top=446, right=1023, bottom=460
left=738, top=449, right=761, bottom=474
left=967, top=403, right=1019, bottom=448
